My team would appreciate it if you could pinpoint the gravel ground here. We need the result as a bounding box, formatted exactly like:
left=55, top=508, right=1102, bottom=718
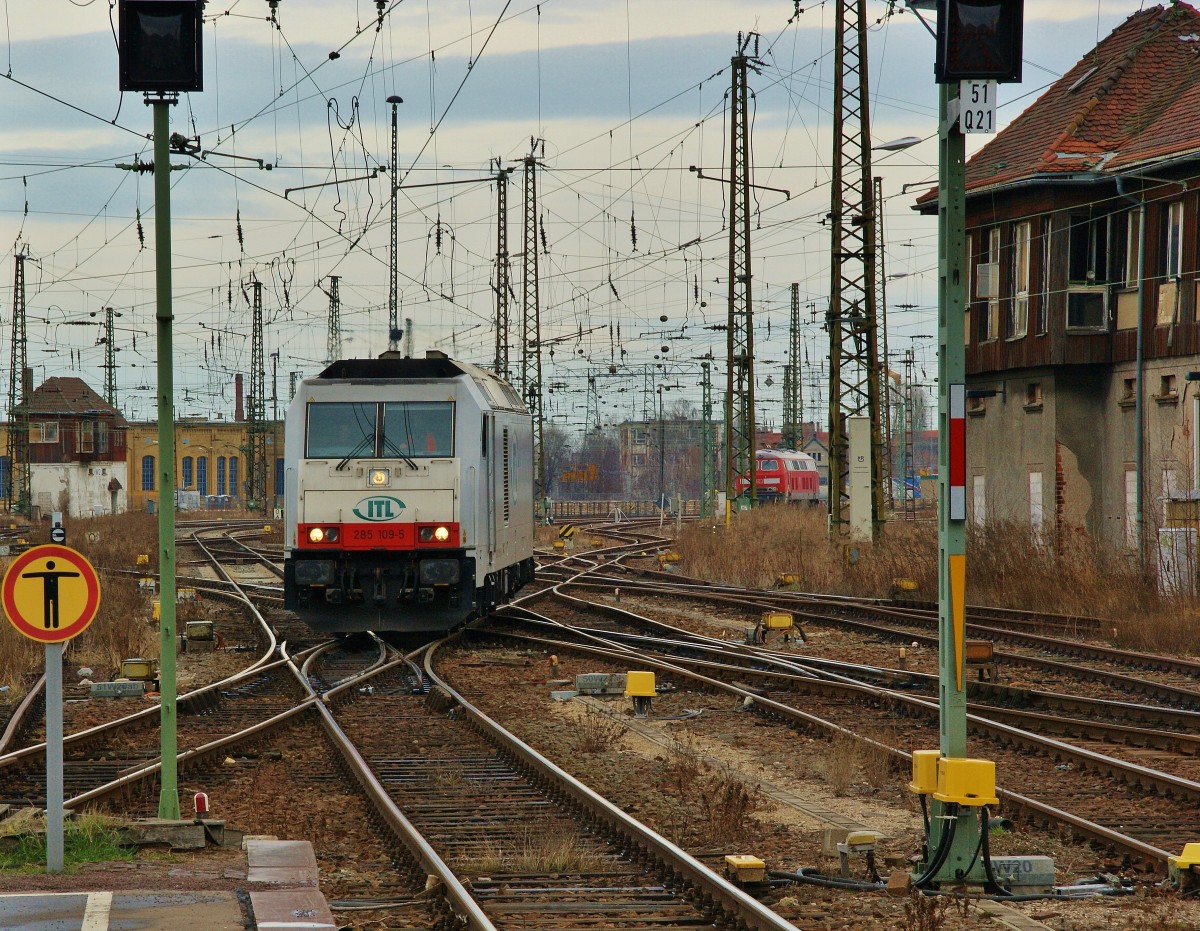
left=438, top=641, right=1200, bottom=931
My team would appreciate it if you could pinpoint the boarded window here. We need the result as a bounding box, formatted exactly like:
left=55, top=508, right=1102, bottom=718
left=1029, top=471, right=1043, bottom=532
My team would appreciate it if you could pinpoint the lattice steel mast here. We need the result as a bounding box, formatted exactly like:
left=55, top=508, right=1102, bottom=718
left=875, top=175, right=893, bottom=512
left=323, top=275, right=341, bottom=365
left=7, top=248, right=29, bottom=516
left=827, top=0, right=883, bottom=533
left=724, top=34, right=760, bottom=513
left=387, top=95, right=403, bottom=352
left=782, top=283, right=804, bottom=449
left=700, top=360, right=716, bottom=519
left=246, top=277, right=267, bottom=510
left=493, top=158, right=512, bottom=380
left=101, top=307, right=118, bottom=407
left=521, top=143, right=545, bottom=508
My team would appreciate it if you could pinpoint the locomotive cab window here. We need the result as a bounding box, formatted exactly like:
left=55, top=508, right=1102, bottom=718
left=759, top=460, right=779, bottom=470
left=306, top=400, right=455, bottom=458
left=383, top=401, right=454, bottom=456
left=306, top=402, right=377, bottom=458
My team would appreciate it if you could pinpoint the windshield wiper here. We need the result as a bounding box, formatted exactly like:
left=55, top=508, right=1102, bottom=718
left=336, top=434, right=375, bottom=471
left=381, top=435, right=419, bottom=471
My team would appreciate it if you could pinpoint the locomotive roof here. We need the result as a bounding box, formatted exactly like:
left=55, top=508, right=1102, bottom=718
left=318, top=355, right=468, bottom=380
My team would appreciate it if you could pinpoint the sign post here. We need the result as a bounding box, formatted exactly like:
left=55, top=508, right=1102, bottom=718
left=2, top=544, right=101, bottom=873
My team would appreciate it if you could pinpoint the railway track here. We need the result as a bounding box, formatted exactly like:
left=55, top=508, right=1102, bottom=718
left=486, top=576, right=1200, bottom=874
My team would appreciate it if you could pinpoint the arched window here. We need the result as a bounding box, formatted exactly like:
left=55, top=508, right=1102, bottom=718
left=197, top=456, right=208, bottom=496
left=182, top=456, right=194, bottom=488
left=141, top=455, right=155, bottom=491
left=228, top=457, right=239, bottom=498
left=217, top=456, right=227, bottom=496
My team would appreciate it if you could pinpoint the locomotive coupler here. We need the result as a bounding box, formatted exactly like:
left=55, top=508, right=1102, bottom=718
left=372, top=568, right=386, bottom=606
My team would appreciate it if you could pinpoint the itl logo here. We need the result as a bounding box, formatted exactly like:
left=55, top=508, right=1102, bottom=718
left=353, top=496, right=406, bottom=522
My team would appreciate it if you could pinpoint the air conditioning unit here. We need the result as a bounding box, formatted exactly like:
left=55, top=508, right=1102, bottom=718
left=976, top=262, right=999, bottom=299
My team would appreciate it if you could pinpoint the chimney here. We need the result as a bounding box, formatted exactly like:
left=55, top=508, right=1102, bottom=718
left=235, top=374, right=245, bottom=422
left=21, top=368, right=32, bottom=404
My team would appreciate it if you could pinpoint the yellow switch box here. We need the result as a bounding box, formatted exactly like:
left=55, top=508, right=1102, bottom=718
left=724, top=854, right=766, bottom=883
left=152, top=600, right=161, bottom=621
left=909, top=750, right=940, bottom=795
left=935, top=757, right=999, bottom=807
left=136, top=554, right=150, bottom=567
left=762, top=611, right=794, bottom=630
left=625, top=671, right=656, bottom=697
left=1172, top=843, right=1200, bottom=870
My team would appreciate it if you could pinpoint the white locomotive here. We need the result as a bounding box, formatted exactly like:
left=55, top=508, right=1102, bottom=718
left=283, top=351, right=535, bottom=633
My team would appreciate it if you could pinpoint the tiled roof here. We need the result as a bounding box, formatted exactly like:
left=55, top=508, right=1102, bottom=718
left=28, top=377, right=128, bottom=424
left=919, top=3, right=1200, bottom=202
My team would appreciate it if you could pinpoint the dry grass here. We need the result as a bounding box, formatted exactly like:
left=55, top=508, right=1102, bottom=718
left=456, top=828, right=605, bottom=875
left=698, top=767, right=759, bottom=844
left=664, top=730, right=704, bottom=795
left=573, top=705, right=624, bottom=754
left=677, top=509, right=1194, bottom=654
left=0, top=513, right=162, bottom=694
left=818, top=732, right=862, bottom=797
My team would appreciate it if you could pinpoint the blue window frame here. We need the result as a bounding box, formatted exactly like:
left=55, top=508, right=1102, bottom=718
left=141, top=455, right=155, bottom=491
left=0, top=457, right=10, bottom=499
left=217, top=456, right=226, bottom=496
left=182, top=456, right=193, bottom=488
left=197, top=456, right=208, bottom=496
left=228, top=457, right=239, bottom=498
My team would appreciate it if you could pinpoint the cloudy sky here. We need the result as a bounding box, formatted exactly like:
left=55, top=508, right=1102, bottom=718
left=0, top=0, right=1137, bottom=428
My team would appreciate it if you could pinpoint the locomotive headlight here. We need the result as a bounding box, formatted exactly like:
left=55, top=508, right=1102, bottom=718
left=418, top=527, right=433, bottom=542
left=368, top=468, right=390, bottom=487
left=433, top=526, right=450, bottom=542
left=308, top=527, right=325, bottom=543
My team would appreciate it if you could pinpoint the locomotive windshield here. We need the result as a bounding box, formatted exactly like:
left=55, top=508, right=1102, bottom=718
left=383, top=401, right=454, bottom=456
left=305, top=401, right=454, bottom=458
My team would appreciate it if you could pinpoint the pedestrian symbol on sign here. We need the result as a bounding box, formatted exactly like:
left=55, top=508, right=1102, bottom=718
left=22, top=560, right=81, bottom=629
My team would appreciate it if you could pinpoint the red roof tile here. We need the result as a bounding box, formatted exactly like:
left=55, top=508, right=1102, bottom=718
left=28, top=377, right=127, bottom=424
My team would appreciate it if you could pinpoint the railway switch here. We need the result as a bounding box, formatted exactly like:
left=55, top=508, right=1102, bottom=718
left=934, top=757, right=999, bottom=807
left=964, top=640, right=997, bottom=681
left=836, top=831, right=880, bottom=880
left=120, top=658, right=157, bottom=682
left=909, top=750, right=940, bottom=795
left=185, top=621, right=216, bottom=653
left=625, top=670, right=656, bottom=716
left=1168, top=844, right=1200, bottom=892
left=724, top=854, right=766, bottom=884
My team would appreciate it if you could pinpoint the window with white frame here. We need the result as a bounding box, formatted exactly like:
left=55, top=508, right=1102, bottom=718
left=965, top=232, right=974, bottom=346
left=1037, top=216, right=1051, bottom=335
left=1124, top=208, right=1142, bottom=289
left=1066, top=212, right=1110, bottom=330
left=979, top=228, right=1001, bottom=341
left=1009, top=221, right=1031, bottom=339
left=32, top=422, right=60, bottom=444
left=1164, top=201, right=1183, bottom=280
left=972, top=474, right=987, bottom=527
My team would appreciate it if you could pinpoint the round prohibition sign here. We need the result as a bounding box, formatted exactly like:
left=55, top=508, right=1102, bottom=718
left=2, top=544, right=101, bottom=643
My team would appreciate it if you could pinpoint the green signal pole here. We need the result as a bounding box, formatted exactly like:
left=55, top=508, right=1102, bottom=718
left=152, top=94, right=181, bottom=821
left=927, top=79, right=990, bottom=885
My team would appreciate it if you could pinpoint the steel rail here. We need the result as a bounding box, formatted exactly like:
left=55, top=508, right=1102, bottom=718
left=469, top=621, right=1174, bottom=872
left=420, top=640, right=802, bottom=931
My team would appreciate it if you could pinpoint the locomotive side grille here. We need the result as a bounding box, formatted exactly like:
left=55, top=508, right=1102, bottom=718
left=502, top=427, right=511, bottom=523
